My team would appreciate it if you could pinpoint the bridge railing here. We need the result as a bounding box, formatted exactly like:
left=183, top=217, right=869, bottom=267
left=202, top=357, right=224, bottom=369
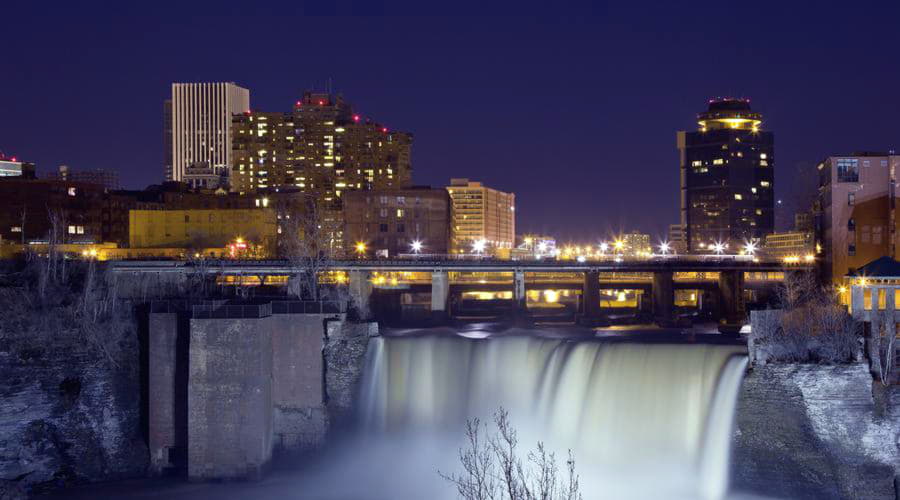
left=192, top=303, right=273, bottom=319
left=270, top=301, right=346, bottom=314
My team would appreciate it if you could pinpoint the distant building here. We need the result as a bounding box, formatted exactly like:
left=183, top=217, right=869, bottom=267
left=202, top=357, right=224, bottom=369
left=513, top=234, right=557, bottom=260
left=0, top=154, right=36, bottom=178
left=620, top=231, right=651, bottom=257
left=47, top=165, right=120, bottom=190
left=164, top=99, right=173, bottom=181
left=668, top=224, right=687, bottom=253
left=817, top=153, right=900, bottom=283
left=230, top=91, right=413, bottom=204
left=343, top=187, right=450, bottom=257
left=794, top=211, right=813, bottom=232
left=183, top=163, right=227, bottom=191
left=0, top=178, right=105, bottom=244
left=168, top=82, right=250, bottom=182
left=678, top=98, right=774, bottom=252
left=764, top=231, right=814, bottom=260
left=447, top=178, right=515, bottom=254
left=129, top=209, right=276, bottom=250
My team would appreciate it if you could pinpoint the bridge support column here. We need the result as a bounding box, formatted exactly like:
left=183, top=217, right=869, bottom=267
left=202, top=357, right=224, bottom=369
left=652, top=271, right=675, bottom=327
left=578, top=270, right=606, bottom=325
left=718, top=270, right=745, bottom=334
left=513, top=271, right=528, bottom=321
left=431, top=271, right=450, bottom=321
left=348, top=270, right=372, bottom=320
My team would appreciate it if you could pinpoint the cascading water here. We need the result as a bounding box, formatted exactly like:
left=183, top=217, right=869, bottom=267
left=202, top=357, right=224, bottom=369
left=359, top=335, right=748, bottom=500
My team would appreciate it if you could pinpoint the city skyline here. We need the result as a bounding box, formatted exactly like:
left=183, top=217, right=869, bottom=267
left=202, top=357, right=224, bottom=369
left=3, top=4, right=899, bottom=241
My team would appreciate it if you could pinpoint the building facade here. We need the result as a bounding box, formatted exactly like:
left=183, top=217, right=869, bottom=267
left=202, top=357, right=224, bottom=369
left=0, top=178, right=106, bottom=244
left=0, top=154, right=36, bottom=178
left=230, top=91, right=413, bottom=207
left=446, top=178, right=515, bottom=254
left=343, top=187, right=450, bottom=257
left=678, top=98, right=774, bottom=252
left=169, top=82, right=250, bottom=182
left=47, top=165, right=120, bottom=190
left=129, top=209, right=276, bottom=250
left=764, top=231, right=815, bottom=260
left=668, top=224, right=687, bottom=253
left=817, top=153, right=900, bottom=283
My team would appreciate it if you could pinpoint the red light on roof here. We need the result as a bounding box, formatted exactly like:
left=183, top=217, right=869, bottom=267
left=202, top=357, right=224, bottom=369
left=382, top=127, right=388, bottom=133
left=353, top=115, right=360, bottom=122
left=296, top=100, right=302, bottom=106
left=10, top=157, right=16, bottom=162
left=318, top=100, right=325, bottom=106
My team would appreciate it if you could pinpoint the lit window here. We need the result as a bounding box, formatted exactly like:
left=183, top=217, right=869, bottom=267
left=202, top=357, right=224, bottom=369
left=734, top=194, right=743, bottom=200
left=68, top=225, right=76, bottom=234
left=760, top=153, right=767, bottom=159
left=751, top=187, right=757, bottom=194
left=878, top=289, right=887, bottom=310
left=849, top=192, right=855, bottom=206
left=396, top=209, right=405, bottom=218
left=760, top=181, right=770, bottom=187
left=691, top=160, right=702, bottom=167
left=11, top=226, right=22, bottom=233
left=713, top=159, right=724, bottom=165
left=68, top=187, right=76, bottom=196
left=864, top=289, right=872, bottom=310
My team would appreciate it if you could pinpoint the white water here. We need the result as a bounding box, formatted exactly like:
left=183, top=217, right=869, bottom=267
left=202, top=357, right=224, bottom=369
left=359, top=336, right=748, bottom=500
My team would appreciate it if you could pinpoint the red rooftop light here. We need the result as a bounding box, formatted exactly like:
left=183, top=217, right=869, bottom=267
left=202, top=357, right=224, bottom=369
left=353, top=114, right=360, bottom=122
left=318, top=100, right=325, bottom=105
left=382, top=127, right=388, bottom=133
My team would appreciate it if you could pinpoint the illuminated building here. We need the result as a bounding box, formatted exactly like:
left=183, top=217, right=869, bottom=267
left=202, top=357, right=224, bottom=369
left=128, top=208, right=276, bottom=250
left=0, top=154, right=36, bottom=178
left=678, top=98, right=774, bottom=252
left=168, top=82, right=250, bottom=182
left=817, top=153, right=900, bottom=282
left=620, top=231, right=651, bottom=257
left=46, top=165, right=120, bottom=190
left=343, top=187, right=450, bottom=257
left=764, top=231, right=814, bottom=260
left=446, top=178, right=515, bottom=254
left=0, top=178, right=105, bottom=244
left=230, top=91, right=413, bottom=205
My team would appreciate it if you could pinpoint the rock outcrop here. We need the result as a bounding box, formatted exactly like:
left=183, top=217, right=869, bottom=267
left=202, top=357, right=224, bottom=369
left=0, top=341, right=148, bottom=494
left=733, top=363, right=900, bottom=500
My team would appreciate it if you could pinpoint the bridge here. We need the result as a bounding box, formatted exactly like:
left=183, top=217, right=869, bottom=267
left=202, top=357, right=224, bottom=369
left=108, top=257, right=811, bottom=329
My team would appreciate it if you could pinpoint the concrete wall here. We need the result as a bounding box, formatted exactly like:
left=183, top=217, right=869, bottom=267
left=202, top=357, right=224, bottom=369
left=148, top=313, right=181, bottom=473
left=188, top=318, right=274, bottom=480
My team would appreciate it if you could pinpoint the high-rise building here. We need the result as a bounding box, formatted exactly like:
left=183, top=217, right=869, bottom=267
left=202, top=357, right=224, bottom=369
left=47, top=165, right=120, bottom=190
left=163, top=99, right=173, bottom=181
left=446, top=178, right=515, bottom=254
left=668, top=224, right=687, bottom=253
left=817, top=153, right=900, bottom=283
left=678, top=98, right=774, bottom=252
left=0, top=154, right=35, bottom=178
left=230, top=91, right=413, bottom=208
left=764, top=231, right=815, bottom=260
left=169, top=82, right=250, bottom=183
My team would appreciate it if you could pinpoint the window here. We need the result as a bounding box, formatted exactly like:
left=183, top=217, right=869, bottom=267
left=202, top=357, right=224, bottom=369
left=379, top=196, right=389, bottom=204
left=734, top=194, right=743, bottom=200
left=879, top=289, right=887, bottom=310
left=849, top=243, right=856, bottom=256
left=379, top=224, right=388, bottom=232
left=397, top=196, right=406, bottom=205
left=691, top=160, right=702, bottom=167
left=68, top=225, right=76, bottom=234
left=893, top=289, right=900, bottom=309
left=68, top=187, right=76, bottom=196
left=713, top=158, right=724, bottom=165
left=10, top=226, right=21, bottom=233
left=396, top=209, right=405, bottom=218
left=864, top=288, right=873, bottom=310
left=836, top=158, right=859, bottom=183
left=379, top=208, right=388, bottom=218
left=397, top=223, right=405, bottom=233
left=760, top=181, right=770, bottom=187
left=849, top=192, right=855, bottom=206
left=848, top=218, right=855, bottom=231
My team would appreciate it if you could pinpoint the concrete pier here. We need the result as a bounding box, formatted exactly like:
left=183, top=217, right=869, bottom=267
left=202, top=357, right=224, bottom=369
left=652, top=271, right=675, bottom=326
left=582, top=270, right=602, bottom=319
left=431, top=271, right=450, bottom=321
left=718, top=270, right=746, bottom=332
left=348, top=270, right=372, bottom=319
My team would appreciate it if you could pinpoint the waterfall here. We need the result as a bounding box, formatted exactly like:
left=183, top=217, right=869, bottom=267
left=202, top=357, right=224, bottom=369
left=359, top=336, right=748, bottom=500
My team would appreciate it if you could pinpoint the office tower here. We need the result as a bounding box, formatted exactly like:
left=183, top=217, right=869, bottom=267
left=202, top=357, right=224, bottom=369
left=817, top=153, right=900, bottom=282
left=678, top=98, right=774, bottom=252
left=230, top=91, right=413, bottom=208
left=446, top=178, right=515, bottom=254
left=169, top=82, right=250, bottom=182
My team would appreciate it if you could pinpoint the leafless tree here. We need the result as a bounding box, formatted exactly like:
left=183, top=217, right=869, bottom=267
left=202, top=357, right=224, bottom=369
left=19, top=206, right=26, bottom=245
left=440, top=408, right=583, bottom=500
left=872, top=309, right=898, bottom=385
left=280, top=197, right=339, bottom=301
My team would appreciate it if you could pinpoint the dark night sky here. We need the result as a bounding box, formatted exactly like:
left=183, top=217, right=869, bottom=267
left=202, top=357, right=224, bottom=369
left=3, top=2, right=899, bottom=242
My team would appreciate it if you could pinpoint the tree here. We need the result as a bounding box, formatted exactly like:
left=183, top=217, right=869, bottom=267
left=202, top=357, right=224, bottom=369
left=280, top=196, right=340, bottom=301
left=439, top=409, right=583, bottom=500
left=872, top=309, right=898, bottom=385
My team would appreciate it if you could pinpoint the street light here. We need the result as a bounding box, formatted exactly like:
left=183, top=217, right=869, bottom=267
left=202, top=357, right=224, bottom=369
left=712, top=242, right=726, bottom=255
left=599, top=242, right=609, bottom=253
left=658, top=241, right=671, bottom=255
left=355, top=241, right=367, bottom=256
left=410, top=240, right=423, bottom=253
left=472, top=239, right=487, bottom=254
left=743, top=241, right=757, bottom=255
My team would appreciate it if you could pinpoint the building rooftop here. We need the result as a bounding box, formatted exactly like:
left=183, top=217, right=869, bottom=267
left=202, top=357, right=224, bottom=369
left=697, top=98, right=762, bottom=132
left=847, top=256, right=900, bottom=278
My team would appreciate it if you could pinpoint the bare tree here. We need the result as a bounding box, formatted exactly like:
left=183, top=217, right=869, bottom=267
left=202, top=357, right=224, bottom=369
left=872, top=309, right=898, bottom=385
left=280, top=196, right=339, bottom=301
left=440, top=409, right=583, bottom=500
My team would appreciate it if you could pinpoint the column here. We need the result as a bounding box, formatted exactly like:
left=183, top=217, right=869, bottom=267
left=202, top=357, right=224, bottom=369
left=513, top=270, right=527, bottom=314
left=652, top=271, right=675, bottom=326
left=348, top=270, right=372, bottom=320
left=718, top=270, right=746, bottom=332
left=582, top=270, right=601, bottom=318
left=431, top=271, right=450, bottom=321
